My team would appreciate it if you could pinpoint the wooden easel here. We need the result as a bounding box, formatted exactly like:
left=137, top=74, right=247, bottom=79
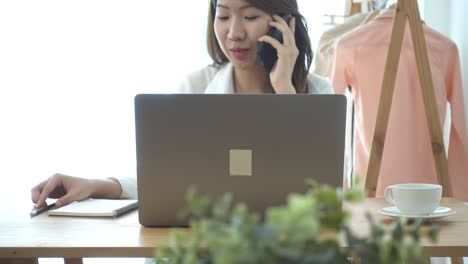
left=364, top=0, right=453, bottom=198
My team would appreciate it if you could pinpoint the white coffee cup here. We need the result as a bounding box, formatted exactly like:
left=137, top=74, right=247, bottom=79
left=384, top=183, right=442, bottom=215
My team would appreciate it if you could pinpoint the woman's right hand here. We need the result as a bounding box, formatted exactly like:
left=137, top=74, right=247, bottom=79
left=31, top=173, right=95, bottom=209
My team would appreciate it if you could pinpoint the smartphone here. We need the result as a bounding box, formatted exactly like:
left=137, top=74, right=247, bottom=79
left=256, top=15, right=292, bottom=73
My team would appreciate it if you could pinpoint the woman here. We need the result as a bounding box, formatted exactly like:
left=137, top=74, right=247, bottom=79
left=31, top=0, right=332, bottom=209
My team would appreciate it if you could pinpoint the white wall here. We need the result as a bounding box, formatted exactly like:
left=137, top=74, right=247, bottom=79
left=450, top=0, right=468, bottom=126
left=424, top=0, right=468, bottom=127
left=0, top=0, right=211, bottom=199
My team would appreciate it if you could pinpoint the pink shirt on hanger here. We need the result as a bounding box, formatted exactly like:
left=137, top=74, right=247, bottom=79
left=330, top=9, right=468, bottom=200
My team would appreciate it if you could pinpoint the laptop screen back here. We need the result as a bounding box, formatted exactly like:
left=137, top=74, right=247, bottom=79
left=135, top=94, right=347, bottom=227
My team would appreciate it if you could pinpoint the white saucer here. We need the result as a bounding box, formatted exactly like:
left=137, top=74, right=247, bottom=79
left=378, top=206, right=456, bottom=219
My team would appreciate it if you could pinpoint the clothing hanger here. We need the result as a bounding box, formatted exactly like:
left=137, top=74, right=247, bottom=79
left=348, top=0, right=374, bottom=15
left=373, top=0, right=390, bottom=10
left=378, top=3, right=397, bottom=15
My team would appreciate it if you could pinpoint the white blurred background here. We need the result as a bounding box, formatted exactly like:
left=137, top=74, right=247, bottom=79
left=0, top=0, right=346, bottom=199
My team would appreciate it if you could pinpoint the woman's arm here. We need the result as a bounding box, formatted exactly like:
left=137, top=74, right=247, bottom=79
left=31, top=173, right=124, bottom=209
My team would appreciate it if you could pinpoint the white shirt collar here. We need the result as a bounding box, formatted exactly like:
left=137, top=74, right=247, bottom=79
left=204, top=63, right=235, bottom=94
left=202, top=63, right=332, bottom=95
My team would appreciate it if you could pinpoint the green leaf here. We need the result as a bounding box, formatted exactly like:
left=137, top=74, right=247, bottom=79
left=212, top=193, right=233, bottom=221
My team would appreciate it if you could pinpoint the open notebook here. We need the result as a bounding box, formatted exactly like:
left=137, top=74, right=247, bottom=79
left=48, top=198, right=138, bottom=218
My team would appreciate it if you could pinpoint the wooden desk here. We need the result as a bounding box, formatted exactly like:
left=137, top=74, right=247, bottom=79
left=0, top=199, right=174, bottom=264
left=1, top=198, right=467, bottom=264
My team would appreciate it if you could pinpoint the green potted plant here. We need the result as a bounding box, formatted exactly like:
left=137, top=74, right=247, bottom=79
left=155, top=180, right=439, bottom=264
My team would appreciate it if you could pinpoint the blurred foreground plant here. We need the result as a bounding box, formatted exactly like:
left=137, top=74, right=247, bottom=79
left=155, top=180, right=439, bottom=264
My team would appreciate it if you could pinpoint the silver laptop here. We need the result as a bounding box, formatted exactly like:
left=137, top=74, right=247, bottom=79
left=135, top=94, right=346, bottom=227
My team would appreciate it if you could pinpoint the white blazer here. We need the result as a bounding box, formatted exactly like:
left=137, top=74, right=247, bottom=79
left=117, top=63, right=334, bottom=199
left=178, top=63, right=333, bottom=94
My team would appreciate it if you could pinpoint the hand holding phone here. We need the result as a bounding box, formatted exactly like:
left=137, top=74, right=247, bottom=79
left=256, top=15, right=292, bottom=73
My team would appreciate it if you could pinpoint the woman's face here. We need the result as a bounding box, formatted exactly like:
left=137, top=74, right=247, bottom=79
left=214, top=0, right=272, bottom=70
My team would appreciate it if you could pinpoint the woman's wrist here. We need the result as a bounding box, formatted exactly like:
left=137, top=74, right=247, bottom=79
left=273, top=83, right=296, bottom=94
left=89, top=178, right=123, bottom=199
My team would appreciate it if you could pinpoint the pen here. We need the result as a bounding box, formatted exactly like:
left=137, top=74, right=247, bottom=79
left=30, top=203, right=56, bottom=217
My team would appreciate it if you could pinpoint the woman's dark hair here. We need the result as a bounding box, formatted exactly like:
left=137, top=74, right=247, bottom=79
left=207, top=0, right=313, bottom=94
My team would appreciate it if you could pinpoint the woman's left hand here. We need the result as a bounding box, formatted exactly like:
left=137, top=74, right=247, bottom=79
left=258, top=15, right=298, bottom=94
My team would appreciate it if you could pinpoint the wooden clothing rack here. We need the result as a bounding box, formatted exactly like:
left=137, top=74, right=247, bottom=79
left=364, top=0, right=453, bottom=197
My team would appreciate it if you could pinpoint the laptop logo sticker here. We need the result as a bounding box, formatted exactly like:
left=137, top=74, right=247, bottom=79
left=229, top=149, right=252, bottom=176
